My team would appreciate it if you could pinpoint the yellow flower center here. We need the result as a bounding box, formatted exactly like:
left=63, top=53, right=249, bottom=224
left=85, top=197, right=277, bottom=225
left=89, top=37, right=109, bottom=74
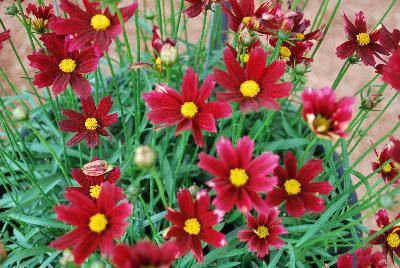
left=387, top=232, right=400, bottom=248
left=239, top=80, right=260, bottom=97
left=183, top=218, right=201, bottom=235
left=314, top=116, right=331, bottom=133
left=58, top=58, right=76, bottom=73
left=89, top=185, right=101, bottom=199
left=90, top=14, right=111, bottom=31
left=356, top=32, right=370, bottom=46
left=180, top=102, right=198, bottom=118
left=254, top=225, right=269, bottom=238
left=242, top=16, right=251, bottom=24
left=229, top=168, right=249, bottom=187
left=295, top=33, right=305, bottom=40
left=240, top=53, right=250, bottom=63
left=85, top=117, right=99, bottom=131
left=32, top=18, right=48, bottom=31
left=279, top=46, right=292, bottom=60
left=88, top=213, right=108, bottom=233
left=383, top=163, right=392, bottom=173
left=284, top=179, right=301, bottom=195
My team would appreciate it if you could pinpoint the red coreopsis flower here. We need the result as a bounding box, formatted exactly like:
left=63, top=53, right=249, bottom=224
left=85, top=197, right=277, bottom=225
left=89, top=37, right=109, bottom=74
left=270, top=38, right=313, bottom=67
left=337, top=248, right=386, bottom=268
left=369, top=209, right=400, bottom=263
left=59, top=96, right=118, bottom=148
left=265, top=151, right=333, bottom=217
left=164, top=189, right=226, bottom=263
left=226, top=40, right=261, bottom=65
left=49, top=0, right=138, bottom=52
left=0, top=29, right=10, bottom=51
left=301, top=87, right=355, bottom=139
left=378, top=25, right=400, bottom=53
left=27, top=33, right=100, bottom=97
left=238, top=208, right=287, bottom=258
left=50, top=182, right=133, bottom=265
left=222, top=0, right=272, bottom=34
left=112, top=241, right=178, bottom=268
left=372, top=144, right=400, bottom=187
left=26, top=3, right=55, bottom=33
left=214, top=47, right=292, bottom=112
left=152, top=25, right=177, bottom=70
left=382, top=48, right=400, bottom=91
left=67, top=159, right=121, bottom=199
left=390, top=136, right=400, bottom=166
left=198, top=136, right=279, bottom=213
left=143, top=68, right=232, bottom=147
left=336, top=11, right=388, bottom=66
left=183, top=0, right=220, bottom=18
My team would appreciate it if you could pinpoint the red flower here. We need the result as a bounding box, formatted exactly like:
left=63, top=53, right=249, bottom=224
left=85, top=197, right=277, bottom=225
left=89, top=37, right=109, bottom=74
left=270, top=38, right=313, bottom=67
left=225, top=40, right=261, bottom=65
left=222, top=0, right=272, bottom=34
left=336, top=11, right=388, bottom=66
left=265, top=151, right=333, bottom=217
left=0, top=29, right=10, bottom=51
left=369, top=209, right=400, bottom=263
left=151, top=25, right=177, bottom=70
left=59, top=96, right=118, bottom=148
left=26, top=3, right=55, bottom=33
left=50, top=182, right=133, bottom=265
left=112, top=240, right=178, bottom=268
left=382, top=48, right=400, bottom=91
left=49, top=0, right=138, bottom=52
left=390, top=136, right=400, bottom=166
left=27, top=33, right=100, bottom=97
left=238, top=207, right=287, bottom=258
left=164, top=189, right=226, bottom=263
left=372, top=144, right=400, bottom=187
left=143, top=68, right=232, bottom=147
left=378, top=25, right=400, bottom=53
left=214, top=47, right=292, bottom=112
left=338, top=248, right=386, bottom=268
left=67, top=159, right=121, bottom=199
left=184, top=0, right=220, bottom=18
left=301, top=87, right=355, bottom=139
left=198, top=136, right=279, bottom=213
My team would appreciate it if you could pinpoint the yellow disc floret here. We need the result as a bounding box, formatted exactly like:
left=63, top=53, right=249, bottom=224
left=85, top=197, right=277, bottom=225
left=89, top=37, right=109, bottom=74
left=88, top=213, right=108, bottom=233
left=279, top=46, right=292, bottom=60
left=230, top=168, right=249, bottom=187
left=240, top=53, right=250, bottom=63
left=242, top=16, right=251, bottom=24
left=314, top=116, right=331, bottom=134
left=180, top=102, right=198, bottom=118
left=383, top=163, right=392, bottom=173
left=356, top=32, right=370, bottom=46
left=91, top=14, right=111, bottom=31
left=254, top=225, right=269, bottom=238
left=295, top=33, right=305, bottom=40
left=387, top=232, right=400, bottom=248
left=240, top=80, right=260, bottom=97
left=183, top=218, right=201, bottom=235
left=89, top=185, right=101, bottom=199
left=284, top=179, right=301, bottom=195
left=85, top=117, right=99, bottom=131
left=59, top=58, right=76, bottom=73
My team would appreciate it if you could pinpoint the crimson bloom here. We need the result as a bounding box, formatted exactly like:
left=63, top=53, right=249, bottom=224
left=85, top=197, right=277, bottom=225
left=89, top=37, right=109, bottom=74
left=26, top=3, right=55, bottom=33
left=50, top=182, right=133, bottom=265
left=238, top=207, right=287, bottom=258
left=337, top=248, right=386, bottom=268
left=390, top=136, right=400, bottom=165
left=270, top=38, right=313, bottom=67
left=382, top=48, right=400, bottom=91
left=27, top=33, right=100, bottom=97
left=60, top=96, right=118, bottom=148
left=301, top=87, right=355, bottom=139
left=164, top=189, right=226, bottom=263
left=49, top=0, right=138, bottom=52
left=0, top=29, right=10, bottom=51
left=265, top=151, right=333, bottom=217
left=184, top=0, right=220, bottom=18
left=112, top=241, right=178, bottom=268
left=214, top=47, right=292, bottom=112
left=372, top=144, right=400, bottom=187
left=198, top=136, right=279, bottom=213
left=369, top=209, right=400, bottom=263
left=378, top=25, right=400, bottom=53
left=226, top=40, right=261, bottom=65
left=151, top=25, right=177, bottom=70
left=143, top=68, right=232, bottom=147
left=67, top=160, right=121, bottom=199
left=336, top=11, right=388, bottom=66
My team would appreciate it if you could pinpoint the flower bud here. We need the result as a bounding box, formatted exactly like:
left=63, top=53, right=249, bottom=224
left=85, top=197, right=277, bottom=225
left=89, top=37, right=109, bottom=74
left=144, top=10, right=155, bottom=20
left=127, top=184, right=140, bottom=197
left=294, top=63, right=306, bottom=75
left=5, top=5, right=18, bottom=16
left=59, top=249, right=74, bottom=265
left=89, top=260, right=104, bottom=268
left=380, top=194, right=393, bottom=209
left=13, top=106, right=29, bottom=121
left=0, top=241, right=7, bottom=264
left=188, top=185, right=200, bottom=195
left=160, top=43, right=178, bottom=66
left=82, top=160, right=113, bottom=176
left=360, top=94, right=382, bottom=111
left=239, top=28, right=253, bottom=46
left=134, top=146, right=157, bottom=169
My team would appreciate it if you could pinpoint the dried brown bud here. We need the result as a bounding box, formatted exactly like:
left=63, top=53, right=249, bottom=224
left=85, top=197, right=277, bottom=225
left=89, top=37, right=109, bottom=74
left=0, top=241, right=7, bottom=264
left=82, top=160, right=113, bottom=176
left=360, top=94, right=382, bottom=110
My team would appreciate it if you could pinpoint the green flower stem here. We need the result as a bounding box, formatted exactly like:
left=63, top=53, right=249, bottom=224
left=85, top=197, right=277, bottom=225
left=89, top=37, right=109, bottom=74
left=16, top=0, right=36, bottom=51
left=194, top=10, right=208, bottom=72
left=156, top=0, right=164, bottom=39
left=310, top=0, right=328, bottom=31
left=374, top=0, right=398, bottom=29
left=169, top=0, right=176, bottom=36
left=354, top=74, right=379, bottom=96
left=138, top=195, right=161, bottom=243
left=203, top=6, right=217, bottom=77
left=331, top=59, right=351, bottom=90
left=252, top=110, right=276, bottom=141
left=151, top=167, right=168, bottom=208
left=173, top=0, right=186, bottom=39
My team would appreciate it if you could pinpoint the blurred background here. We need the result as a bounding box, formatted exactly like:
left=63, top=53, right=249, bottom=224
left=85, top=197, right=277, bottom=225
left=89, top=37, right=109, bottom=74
left=0, top=0, right=399, bottom=264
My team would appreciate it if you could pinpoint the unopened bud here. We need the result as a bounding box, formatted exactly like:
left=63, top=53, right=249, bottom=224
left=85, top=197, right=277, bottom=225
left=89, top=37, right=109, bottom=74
left=89, top=260, right=104, bottom=268
left=127, top=184, right=140, bottom=197
left=5, top=5, right=18, bottom=16
left=360, top=94, right=382, bottom=111
left=82, top=160, right=113, bottom=176
left=13, top=106, right=29, bottom=121
left=188, top=185, right=200, bottom=195
left=239, top=28, right=253, bottom=46
left=0, top=241, right=7, bottom=264
left=380, top=194, right=393, bottom=209
left=144, top=10, right=155, bottom=20
left=59, top=249, right=74, bottom=266
left=134, top=146, right=157, bottom=169
left=160, top=43, right=178, bottom=66
left=294, top=63, right=306, bottom=75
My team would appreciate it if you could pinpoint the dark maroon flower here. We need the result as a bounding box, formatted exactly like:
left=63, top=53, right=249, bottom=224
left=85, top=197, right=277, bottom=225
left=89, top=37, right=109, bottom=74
left=0, top=29, right=10, bottom=51
left=270, top=38, right=313, bottom=67
left=59, top=96, right=118, bottom=148
left=372, top=144, right=400, bottom=187
left=26, top=3, right=55, bottom=33
left=390, top=136, right=400, bottom=166
left=378, top=25, right=400, bottom=53
left=183, top=0, right=220, bottom=18
left=382, top=48, right=400, bottom=91
left=336, top=11, right=389, bottom=66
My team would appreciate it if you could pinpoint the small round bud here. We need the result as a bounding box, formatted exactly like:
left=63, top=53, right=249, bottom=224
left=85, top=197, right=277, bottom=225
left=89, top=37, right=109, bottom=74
left=188, top=185, right=200, bottom=195
left=134, top=146, right=157, bottom=169
left=360, top=94, right=381, bottom=111
left=13, top=106, right=29, bottom=121
left=89, top=260, right=104, bottom=268
left=127, top=184, right=140, bottom=197
left=59, top=249, right=74, bottom=266
left=0, top=241, right=7, bottom=264
left=380, top=194, right=393, bottom=209
left=348, top=55, right=359, bottom=64
left=277, top=31, right=289, bottom=41
left=239, top=28, right=253, bottom=46
left=144, top=10, right=155, bottom=20
left=281, top=73, right=292, bottom=82
left=294, top=63, right=306, bottom=75
left=160, top=44, right=178, bottom=66
left=5, top=5, right=18, bottom=16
